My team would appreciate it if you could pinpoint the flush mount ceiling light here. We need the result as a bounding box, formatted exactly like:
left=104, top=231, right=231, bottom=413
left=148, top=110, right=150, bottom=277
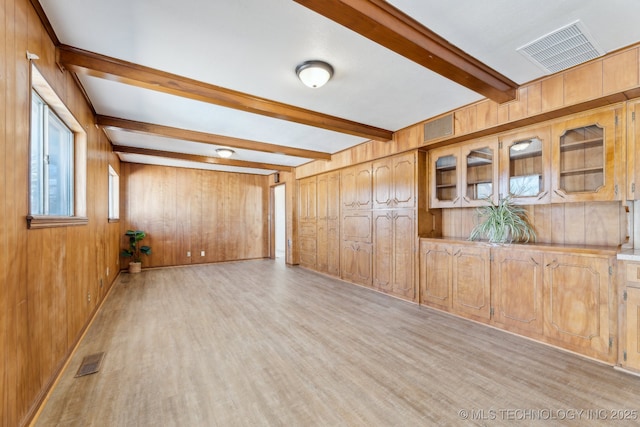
left=216, top=148, right=235, bottom=158
left=511, top=140, right=532, bottom=152
left=295, top=60, right=334, bottom=88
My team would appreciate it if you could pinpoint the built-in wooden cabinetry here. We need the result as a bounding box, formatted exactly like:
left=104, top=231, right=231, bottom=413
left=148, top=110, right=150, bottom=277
left=430, top=137, right=499, bottom=208
left=430, top=104, right=623, bottom=208
left=420, top=238, right=617, bottom=363
left=298, top=176, right=317, bottom=269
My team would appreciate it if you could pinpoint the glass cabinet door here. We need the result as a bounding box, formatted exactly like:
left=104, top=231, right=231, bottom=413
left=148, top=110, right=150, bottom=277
left=461, top=138, right=499, bottom=207
left=500, top=126, right=551, bottom=205
left=464, top=147, right=494, bottom=202
left=430, top=146, right=460, bottom=208
left=558, top=124, right=604, bottom=193
left=551, top=107, right=619, bottom=203
left=435, top=154, right=457, bottom=202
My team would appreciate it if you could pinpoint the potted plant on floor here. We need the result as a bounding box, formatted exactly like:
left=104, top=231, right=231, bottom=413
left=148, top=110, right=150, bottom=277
left=121, top=230, right=152, bottom=273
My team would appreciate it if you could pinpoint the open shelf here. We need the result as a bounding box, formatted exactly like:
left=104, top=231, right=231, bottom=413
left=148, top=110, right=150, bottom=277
left=560, top=137, right=603, bottom=152
left=560, top=166, right=604, bottom=177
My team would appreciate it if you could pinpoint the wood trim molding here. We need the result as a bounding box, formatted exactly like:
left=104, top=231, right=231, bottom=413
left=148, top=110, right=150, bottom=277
left=113, top=145, right=294, bottom=172
left=97, top=115, right=331, bottom=160
left=58, top=45, right=393, bottom=141
left=27, top=215, right=89, bottom=229
left=293, top=0, right=518, bottom=103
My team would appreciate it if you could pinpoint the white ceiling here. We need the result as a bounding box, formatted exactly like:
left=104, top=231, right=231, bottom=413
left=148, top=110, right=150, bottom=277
left=38, top=0, right=640, bottom=175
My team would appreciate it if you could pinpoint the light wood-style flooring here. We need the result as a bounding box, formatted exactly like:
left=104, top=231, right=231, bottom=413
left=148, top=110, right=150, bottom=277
left=35, top=260, right=640, bottom=426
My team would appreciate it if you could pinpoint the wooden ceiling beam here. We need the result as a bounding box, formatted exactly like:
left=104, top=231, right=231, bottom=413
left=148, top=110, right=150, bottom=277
left=58, top=45, right=393, bottom=141
left=293, top=0, right=518, bottom=103
left=113, top=145, right=293, bottom=172
left=97, top=115, right=331, bottom=160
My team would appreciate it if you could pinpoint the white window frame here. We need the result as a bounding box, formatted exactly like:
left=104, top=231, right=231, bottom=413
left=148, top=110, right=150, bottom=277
left=27, top=64, right=87, bottom=229
left=108, top=165, right=120, bottom=221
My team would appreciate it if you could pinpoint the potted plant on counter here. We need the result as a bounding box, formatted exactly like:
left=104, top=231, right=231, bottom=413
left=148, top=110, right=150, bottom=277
left=121, top=230, right=152, bottom=273
left=469, top=196, right=536, bottom=244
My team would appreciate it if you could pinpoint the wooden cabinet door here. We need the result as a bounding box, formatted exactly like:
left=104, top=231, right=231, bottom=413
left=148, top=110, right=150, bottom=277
left=373, top=158, right=393, bottom=209
left=327, top=171, right=340, bottom=221
left=340, top=166, right=357, bottom=209
left=317, top=173, right=328, bottom=221
left=543, top=253, right=613, bottom=361
left=373, top=211, right=393, bottom=291
left=390, top=210, right=415, bottom=300
left=341, top=164, right=371, bottom=209
left=341, top=241, right=372, bottom=287
left=419, top=240, right=453, bottom=310
left=298, top=176, right=317, bottom=221
left=430, top=146, right=461, bottom=208
left=327, top=219, right=340, bottom=277
left=342, top=211, right=372, bottom=243
left=627, top=100, right=640, bottom=200
left=316, top=219, right=328, bottom=273
left=499, top=126, right=551, bottom=204
left=551, top=107, right=620, bottom=203
left=299, top=235, right=317, bottom=268
left=460, top=137, right=499, bottom=207
left=392, top=152, right=416, bottom=209
left=625, top=287, right=640, bottom=371
left=373, top=152, right=416, bottom=209
left=452, top=244, right=491, bottom=320
left=492, top=247, right=544, bottom=336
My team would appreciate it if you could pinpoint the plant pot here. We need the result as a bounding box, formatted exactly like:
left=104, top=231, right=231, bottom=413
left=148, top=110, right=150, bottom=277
left=128, top=262, right=142, bottom=274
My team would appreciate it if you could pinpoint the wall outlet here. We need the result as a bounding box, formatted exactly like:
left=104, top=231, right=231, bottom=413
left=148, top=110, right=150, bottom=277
left=200, top=250, right=205, bottom=256
left=187, top=251, right=191, bottom=257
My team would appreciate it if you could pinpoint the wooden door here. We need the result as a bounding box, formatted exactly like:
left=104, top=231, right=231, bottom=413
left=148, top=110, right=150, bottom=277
left=452, top=244, right=491, bottom=320
left=341, top=166, right=358, bottom=209
left=460, top=137, right=499, bottom=207
left=390, top=210, right=415, bottom=301
left=551, top=107, right=620, bottom=203
left=499, top=126, right=551, bottom=204
left=492, top=247, right=544, bottom=336
left=543, top=253, right=613, bottom=361
left=625, top=287, right=640, bottom=371
left=327, top=171, right=340, bottom=222
left=429, top=146, right=461, bottom=208
left=327, top=219, right=340, bottom=277
left=419, top=240, right=453, bottom=310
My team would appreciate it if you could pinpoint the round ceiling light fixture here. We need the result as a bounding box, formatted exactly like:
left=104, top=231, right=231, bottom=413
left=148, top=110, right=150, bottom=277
left=216, top=148, right=235, bottom=158
left=295, top=60, right=334, bottom=88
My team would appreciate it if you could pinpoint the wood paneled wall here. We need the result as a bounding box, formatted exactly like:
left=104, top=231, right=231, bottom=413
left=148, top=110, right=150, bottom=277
left=1, top=0, right=121, bottom=425
left=120, top=164, right=269, bottom=268
left=441, top=202, right=628, bottom=247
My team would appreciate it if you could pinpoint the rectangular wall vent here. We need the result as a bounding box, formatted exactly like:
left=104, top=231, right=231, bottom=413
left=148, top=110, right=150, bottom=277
left=517, top=20, right=605, bottom=74
left=424, top=114, right=453, bottom=142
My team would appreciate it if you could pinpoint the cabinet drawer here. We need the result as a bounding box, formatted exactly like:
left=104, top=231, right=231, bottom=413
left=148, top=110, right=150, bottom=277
left=626, top=263, right=640, bottom=286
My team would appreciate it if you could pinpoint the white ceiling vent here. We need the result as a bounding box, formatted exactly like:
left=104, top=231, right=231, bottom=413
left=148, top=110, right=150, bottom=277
left=517, top=20, right=605, bottom=74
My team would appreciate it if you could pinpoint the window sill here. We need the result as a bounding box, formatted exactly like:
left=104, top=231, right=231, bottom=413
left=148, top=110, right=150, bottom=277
left=108, top=218, right=120, bottom=223
left=27, top=215, right=89, bottom=229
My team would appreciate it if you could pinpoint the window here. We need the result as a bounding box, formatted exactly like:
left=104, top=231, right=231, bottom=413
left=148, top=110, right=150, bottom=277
left=108, top=165, right=120, bottom=220
left=27, top=65, right=87, bottom=229
left=30, top=91, right=74, bottom=216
